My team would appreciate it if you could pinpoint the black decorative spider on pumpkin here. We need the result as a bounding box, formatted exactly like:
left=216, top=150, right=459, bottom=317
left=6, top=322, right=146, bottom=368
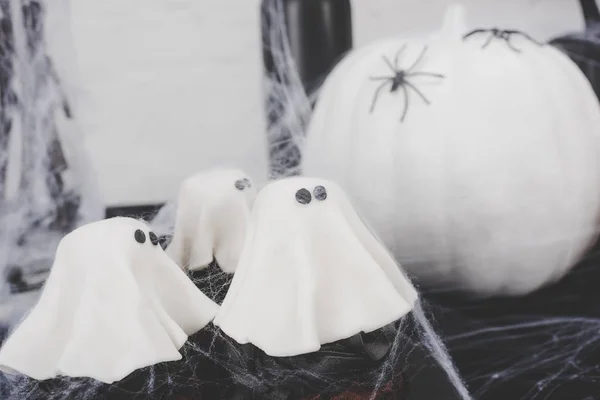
left=463, top=28, right=542, bottom=53
left=369, top=45, right=445, bottom=122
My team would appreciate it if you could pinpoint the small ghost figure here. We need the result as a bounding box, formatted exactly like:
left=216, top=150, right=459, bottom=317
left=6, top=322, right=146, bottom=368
left=0, top=217, right=219, bottom=384
left=214, top=177, right=418, bottom=357
left=167, top=169, right=257, bottom=273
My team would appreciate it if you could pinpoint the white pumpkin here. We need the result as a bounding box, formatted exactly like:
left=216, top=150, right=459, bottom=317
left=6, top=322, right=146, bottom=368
left=302, top=5, right=600, bottom=296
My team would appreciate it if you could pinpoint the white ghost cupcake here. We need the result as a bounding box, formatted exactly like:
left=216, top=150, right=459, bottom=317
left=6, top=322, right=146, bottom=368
left=214, top=177, right=418, bottom=357
left=0, top=217, right=219, bottom=383
left=167, top=169, right=257, bottom=273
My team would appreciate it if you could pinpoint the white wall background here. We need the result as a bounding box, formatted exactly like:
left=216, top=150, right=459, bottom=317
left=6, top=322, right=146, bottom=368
left=62, top=0, right=586, bottom=206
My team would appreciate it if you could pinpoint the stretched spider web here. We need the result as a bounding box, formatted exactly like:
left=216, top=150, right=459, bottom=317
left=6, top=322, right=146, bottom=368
left=0, top=0, right=102, bottom=340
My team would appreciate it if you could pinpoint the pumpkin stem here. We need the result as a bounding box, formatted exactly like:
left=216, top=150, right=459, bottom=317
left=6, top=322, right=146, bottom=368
left=580, top=0, right=600, bottom=26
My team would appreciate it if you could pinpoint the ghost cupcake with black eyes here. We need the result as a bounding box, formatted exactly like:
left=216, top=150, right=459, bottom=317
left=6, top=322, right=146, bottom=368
left=165, top=169, right=256, bottom=304
left=213, top=177, right=421, bottom=399
left=0, top=217, right=219, bottom=384
left=167, top=168, right=256, bottom=274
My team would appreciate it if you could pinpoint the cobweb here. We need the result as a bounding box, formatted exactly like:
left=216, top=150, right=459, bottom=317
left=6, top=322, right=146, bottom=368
left=261, top=0, right=313, bottom=180
left=0, top=0, right=102, bottom=336
left=447, top=316, right=600, bottom=399
left=423, top=241, right=600, bottom=400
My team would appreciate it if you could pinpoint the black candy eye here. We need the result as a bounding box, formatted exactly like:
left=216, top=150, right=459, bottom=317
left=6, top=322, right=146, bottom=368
left=149, top=231, right=159, bottom=246
left=313, top=185, right=327, bottom=201
left=134, top=229, right=146, bottom=244
left=295, top=188, right=312, bottom=205
left=235, top=180, right=245, bottom=191
left=243, top=178, right=251, bottom=188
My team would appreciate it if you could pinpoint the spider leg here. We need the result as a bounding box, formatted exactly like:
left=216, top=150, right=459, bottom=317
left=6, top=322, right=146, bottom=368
left=463, top=29, right=486, bottom=40
left=370, top=80, right=391, bottom=113
left=406, top=72, right=445, bottom=79
left=482, top=33, right=495, bottom=49
left=394, top=44, right=407, bottom=69
left=407, top=45, right=428, bottom=72
left=405, top=81, right=430, bottom=105
left=382, top=56, right=396, bottom=73
left=515, top=31, right=543, bottom=46
left=400, top=85, right=410, bottom=122
left=505, top=37, right=522, bottom=53
left=369, top=76, right=394, bottom=81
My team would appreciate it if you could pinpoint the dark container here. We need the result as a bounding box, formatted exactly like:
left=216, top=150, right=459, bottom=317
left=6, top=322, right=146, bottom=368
left=550, top=0, right=600, bottom=101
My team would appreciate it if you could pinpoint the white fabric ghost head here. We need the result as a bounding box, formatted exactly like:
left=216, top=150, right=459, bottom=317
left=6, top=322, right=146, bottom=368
left=0, top=217, right=219, bottom=383
left=167, top=169, right=257, bottom=273
left=214, top=177, right=418, bottom=357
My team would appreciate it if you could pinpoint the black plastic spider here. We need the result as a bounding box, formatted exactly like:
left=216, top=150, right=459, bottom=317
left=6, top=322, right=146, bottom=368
left=369, top=45, right=444, bottom=122
left=463, top=28, right=543, bottom=52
